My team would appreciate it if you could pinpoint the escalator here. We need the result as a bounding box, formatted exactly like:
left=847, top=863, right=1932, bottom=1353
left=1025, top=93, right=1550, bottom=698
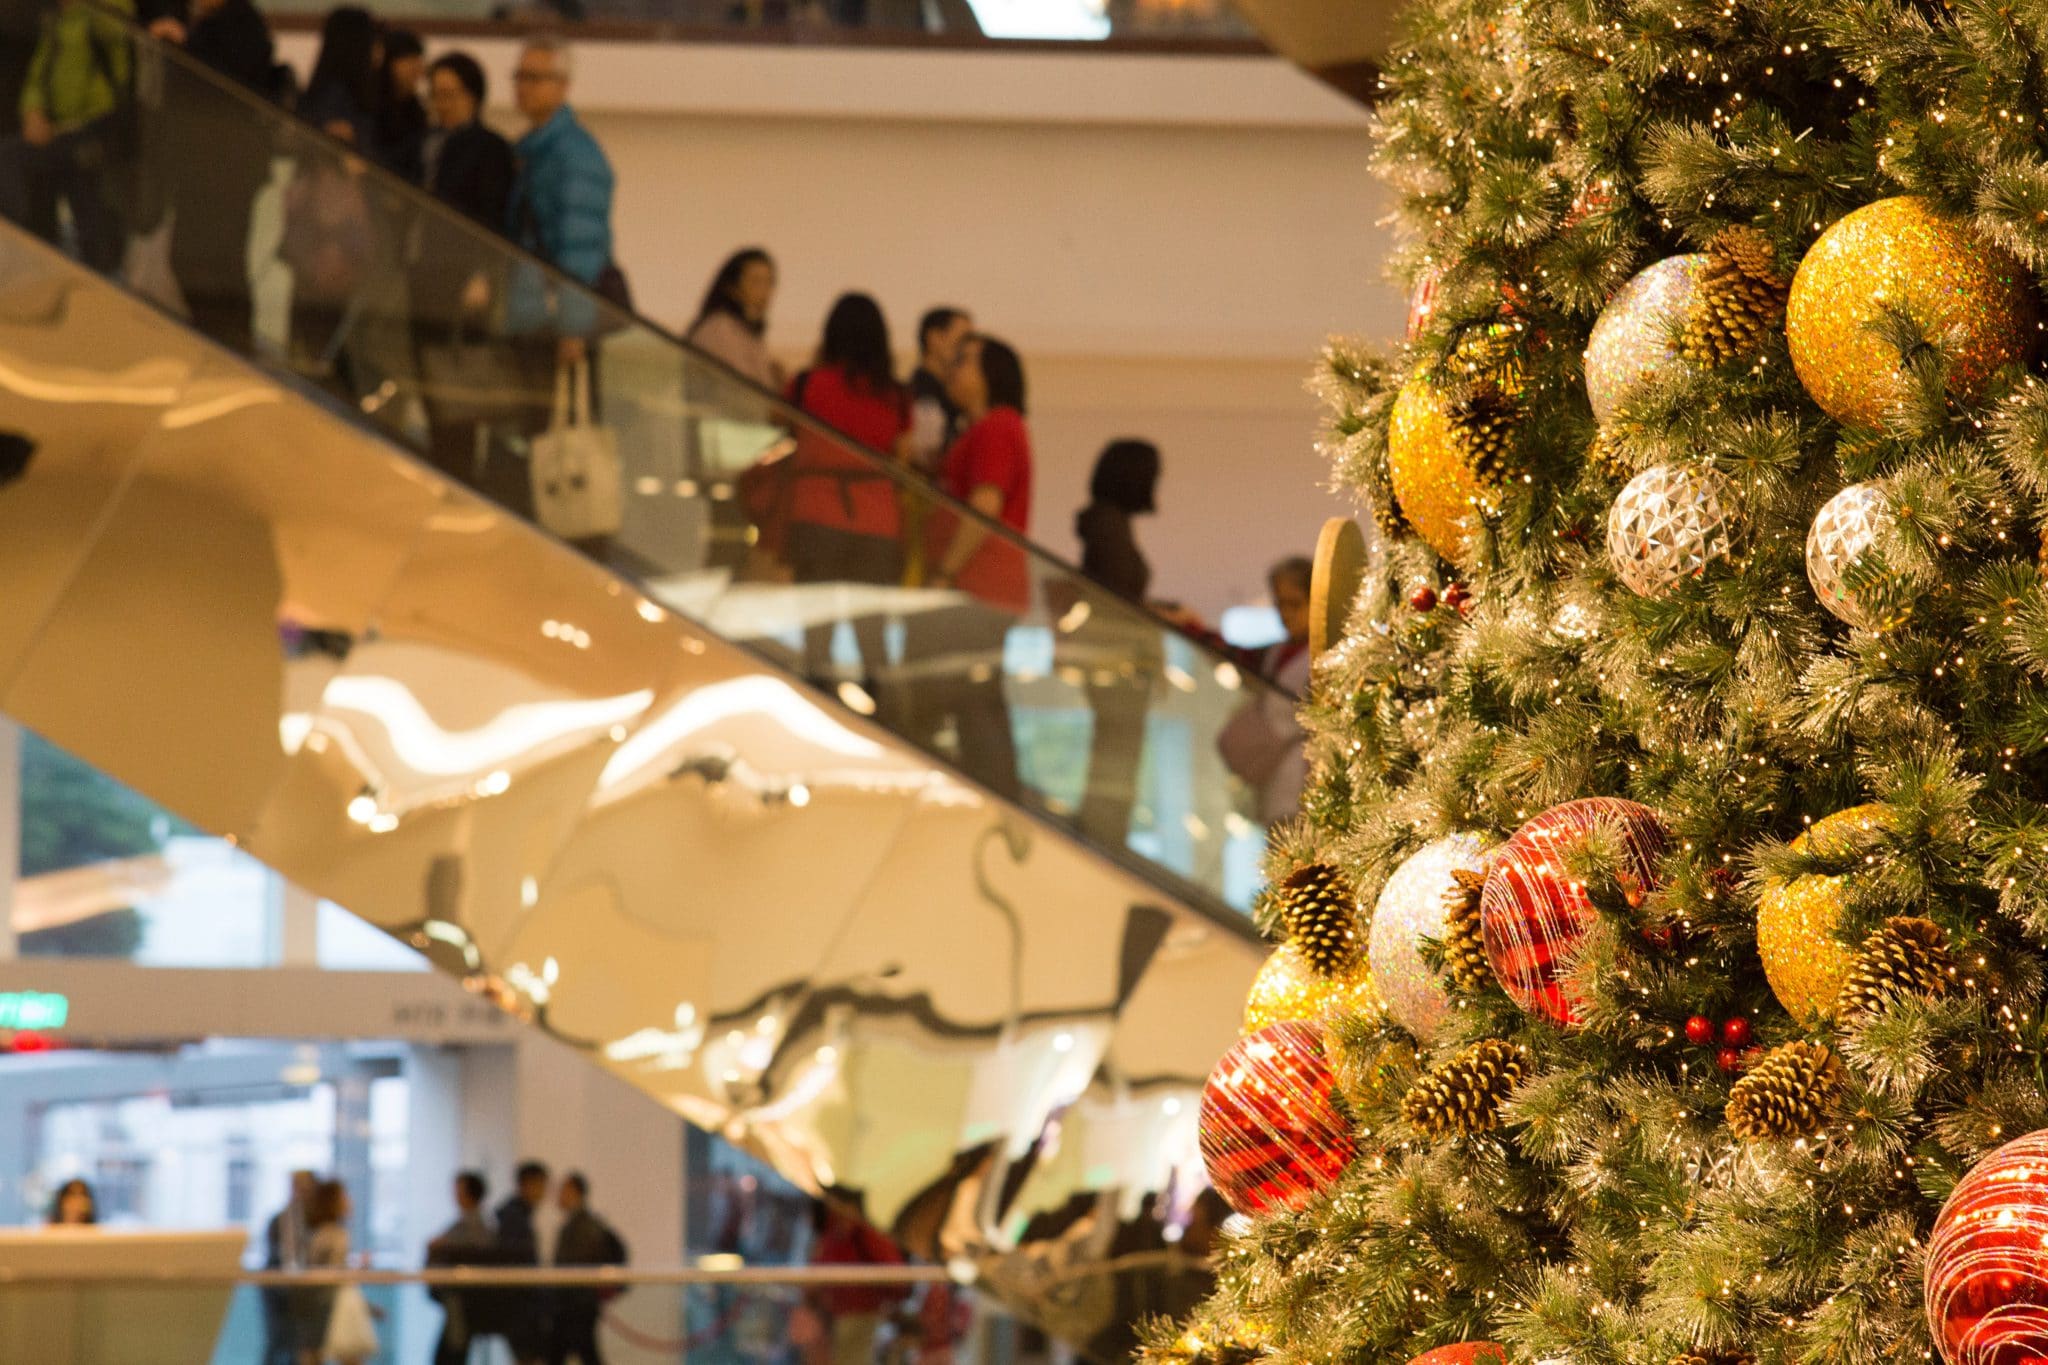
left=0, top=22, right=1280, bottom=1353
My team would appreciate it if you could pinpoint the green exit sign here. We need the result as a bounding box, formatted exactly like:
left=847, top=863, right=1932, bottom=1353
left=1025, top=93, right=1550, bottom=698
left=0, top=992, right=69, bottom=1030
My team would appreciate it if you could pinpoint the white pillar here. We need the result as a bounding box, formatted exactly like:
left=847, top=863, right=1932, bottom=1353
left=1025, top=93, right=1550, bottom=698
left=0, top=718, right=19, bottom=962
left=274, top=878, right=319, bottom=968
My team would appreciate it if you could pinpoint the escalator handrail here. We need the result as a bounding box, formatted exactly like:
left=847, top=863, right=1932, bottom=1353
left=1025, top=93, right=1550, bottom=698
left=101, top=4, right=1301, bottom=703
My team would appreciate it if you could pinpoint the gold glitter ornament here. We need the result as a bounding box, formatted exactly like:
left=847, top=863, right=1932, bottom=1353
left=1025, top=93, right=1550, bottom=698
left=1242, top=943, right=1385, bottom=1035
left=1786, top=196, right=2039, bottom=427
left=1756, top=804, right=1886, bottom=1024
left=1387, top=372, right=1500, bottom=567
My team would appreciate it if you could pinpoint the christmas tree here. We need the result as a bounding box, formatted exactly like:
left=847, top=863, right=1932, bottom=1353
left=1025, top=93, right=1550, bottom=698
left=1147, top=3, right=2048, bottom=1365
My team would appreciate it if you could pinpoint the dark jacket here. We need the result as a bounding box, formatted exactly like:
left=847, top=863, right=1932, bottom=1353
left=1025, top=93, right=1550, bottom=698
left=1076, top=503, right=1150, bottom=602
left=413, top=119, right=516, bottom=332
left=182, top=0, right=275, bottom=96
left=506, top=105, right=613, bottom=337
left=299, top=78, right=374, bottom=150
left=374, top=92, right=426, bottom=183
left=429, top=120, right=515, bottom=232
left=493, top=1194, right=540, bottom=1265
left=554, top=1208, right=626, bottom=1268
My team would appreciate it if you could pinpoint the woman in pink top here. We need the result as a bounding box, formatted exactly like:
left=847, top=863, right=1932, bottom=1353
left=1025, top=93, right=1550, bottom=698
left=918, top=336, right=1033, bottom=797
left=686, top=248, right=784, bottom=391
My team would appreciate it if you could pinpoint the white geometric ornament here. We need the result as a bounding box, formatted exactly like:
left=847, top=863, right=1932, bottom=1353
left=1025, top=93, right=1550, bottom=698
left=1806, top=482, right=1899, bottom=630
left=1605, top=463, right=1734, bottom=597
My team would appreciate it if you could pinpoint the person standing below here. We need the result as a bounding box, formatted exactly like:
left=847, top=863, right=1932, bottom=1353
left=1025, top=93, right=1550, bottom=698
left=549, top=1172, right=627, bottom=1365
left=687, top=247, right=782, bottom=391
left=282, top=7, right=382, bottom=388
left=293, top=1179, right=367, bottom=1365
left=1073, top=438, right=1163, bottom=847
left=7, top=0, right=133, bottom=274
left=496, top=1160, right=553, bottom=1365
left=412, top=51, right=515, bottom=487
left=260, top=1169, right=316, bottom=1365
left=808, top=1202, right=908, bottom=1365
left=907, top=307, right=971, bottom=476
left=783, top=292, right=913, bottom=690
left=427, top=1170, right=497, bottom=1365
left=921, top=336, right=1033, bottom=798
left=144, top=0, right=278, bottom=357
left=46, top=1177, right=96, bottom=1225
left=505, top=37, right=615, bottom=381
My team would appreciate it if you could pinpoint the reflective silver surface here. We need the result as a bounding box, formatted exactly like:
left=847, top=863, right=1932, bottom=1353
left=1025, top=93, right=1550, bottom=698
left=0, top=228, right=1260, bottom=1345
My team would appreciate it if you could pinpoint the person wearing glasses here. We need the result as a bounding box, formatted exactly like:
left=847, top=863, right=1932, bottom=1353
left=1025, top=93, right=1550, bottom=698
left=504, top=37, right=615, bottom=373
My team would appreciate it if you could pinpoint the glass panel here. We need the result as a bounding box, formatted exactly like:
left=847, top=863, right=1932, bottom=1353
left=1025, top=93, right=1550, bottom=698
left=5, top=20, right=1290, bottom=914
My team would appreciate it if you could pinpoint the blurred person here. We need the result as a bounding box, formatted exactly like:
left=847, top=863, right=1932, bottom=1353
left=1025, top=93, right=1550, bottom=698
left=1073, top=438, right=1162, bottom=846
left=496, top=1160, right=552, bottom=1365
left=505, top=36, right=615, bottom=368
left=808, top=1201, right=908, bottom=1365
left=372, top=25, right=426, bottom=181
left=549, top=1172, right=628, bottom=1365
left=427, top=1170, right=497, bottom=1365
left=260, top=1169, right=318, bottom=1365
left=918, top=335, right=1033, bottom=798
left=0, top=0, right=38, bottom=141
left=294, top=1178, right=374, bottom=1365
left=4, top=0, right=134, bottom=273
left=45, top=1177, right=96, bottom=1225
left=687, top=247, right=781, bottom=390
left=908, top=306, right=971, bottom=474
left=412, top=50, right=515, bottom=488
left=1218, top=556, right=1313, bottom=825
left=783, top=292, right=913, bottom=688
left=145, top=0, right=279, bottom=356
left=298, top=6, right=380, bottom=146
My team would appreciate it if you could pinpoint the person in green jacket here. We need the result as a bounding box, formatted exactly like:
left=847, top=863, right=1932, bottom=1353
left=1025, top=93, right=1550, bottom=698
left=6, top=0, right=134, bottom=271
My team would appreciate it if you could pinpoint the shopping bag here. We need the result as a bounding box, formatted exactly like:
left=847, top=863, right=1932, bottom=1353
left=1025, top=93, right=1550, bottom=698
left=320, top=1284, right=379, bottom=1360
left=418, top=332, right=518, bottom=428
left=530, top=359, right=623, bottom=541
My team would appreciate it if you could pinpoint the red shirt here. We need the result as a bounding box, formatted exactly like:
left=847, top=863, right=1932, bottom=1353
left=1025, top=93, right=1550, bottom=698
left=932, top=407, right=1033, bottom=612
left=786, top=365, right=909, bottom=538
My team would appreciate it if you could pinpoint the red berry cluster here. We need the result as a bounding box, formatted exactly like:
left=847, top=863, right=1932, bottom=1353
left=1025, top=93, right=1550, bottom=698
left=1684, top=1014, right=1754, bottom=1073
left=1410, top=583, right=1473, bottom=616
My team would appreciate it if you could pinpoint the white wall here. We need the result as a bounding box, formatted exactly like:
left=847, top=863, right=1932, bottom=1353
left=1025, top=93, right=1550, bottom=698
left=282, top=34, right=1404, bottom=614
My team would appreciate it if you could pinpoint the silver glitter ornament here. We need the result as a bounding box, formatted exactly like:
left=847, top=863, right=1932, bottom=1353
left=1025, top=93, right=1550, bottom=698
left=1806, top=483, right=1902, bottom=630
left=1606, top=463, right=1734, bottom=597
left=1367, top=833, right=1488, bottom=1043
left=1585, top=255, right=1709, bottom=424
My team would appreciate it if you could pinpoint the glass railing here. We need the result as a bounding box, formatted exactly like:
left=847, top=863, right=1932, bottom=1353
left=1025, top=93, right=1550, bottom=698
left=0, top=1258, right=1209, bottom=1364
left=3, top=15, right=1288, bottom=914
left=257, top=0, right=1258, bottom=44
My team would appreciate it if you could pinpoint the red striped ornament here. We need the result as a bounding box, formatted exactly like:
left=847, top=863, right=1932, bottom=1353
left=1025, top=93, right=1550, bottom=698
left=1478, top=798, right=1668, bottom=1027
left=1408, top=1346, right=1509, bottom=1365
left=1928, top=1129, right=2048, bottom=1365
left=1197, top=1020, right=1355, bottom=1217
left=1407, top=263, right=1444, bottom=342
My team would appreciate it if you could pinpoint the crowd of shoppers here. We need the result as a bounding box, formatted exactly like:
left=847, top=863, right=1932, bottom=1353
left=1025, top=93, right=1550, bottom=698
left=0, top=0, right=1307, bottom=837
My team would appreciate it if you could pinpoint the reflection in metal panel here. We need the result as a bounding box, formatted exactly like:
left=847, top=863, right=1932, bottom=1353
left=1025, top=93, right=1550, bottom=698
left=0, top=227, right=1260, bottom=1356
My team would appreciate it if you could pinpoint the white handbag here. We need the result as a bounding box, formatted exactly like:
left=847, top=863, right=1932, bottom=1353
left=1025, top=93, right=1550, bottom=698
left=530, top=359, right=624, bottom=541
left=320, top=1284, right=379, bottom=1361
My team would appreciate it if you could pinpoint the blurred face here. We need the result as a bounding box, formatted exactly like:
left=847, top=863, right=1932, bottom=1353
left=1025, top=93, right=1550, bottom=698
left=428, top=67, right=476, bottom=130
left=1274, top=574, right=1311, bottom=644
left=926, top=316, right=972, bottom=374
left=57, top=1185, right=92, bottom=1224
left=520, top=1172, right=549, bottom=1205
left=735, top=259, right=776, bottom=324
left=513, top=47, right=568, bottom=125
left=455, top=1179, right=479, bottom=1212
left=389, top=53, right=424, bottom=98
left=558, top=1182, right=586, bottom=1213
left=292, top=1172, right=318, bottom=1205
left=946, top=337, right=987, bottom=415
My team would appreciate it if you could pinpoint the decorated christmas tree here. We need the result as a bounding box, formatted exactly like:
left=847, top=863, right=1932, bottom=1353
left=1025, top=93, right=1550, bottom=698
left=1144, top=2, right=2048, bottom=1364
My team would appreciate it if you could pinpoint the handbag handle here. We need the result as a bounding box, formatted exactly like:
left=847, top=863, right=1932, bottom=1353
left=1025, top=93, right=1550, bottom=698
left=554, top=358, right=594, bottom=429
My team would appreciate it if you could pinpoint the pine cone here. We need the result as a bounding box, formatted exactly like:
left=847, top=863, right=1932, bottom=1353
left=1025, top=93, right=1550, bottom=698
left=1401, top=1038, right=1527, bottom=1137
left=1725, top=1041, right=1843, bottom=1142
left=1681, top=227, right=1789, bottom=368
left=1278, top=863, right=1362, bottom=978
left=1370, top=487, right=1408, bottom=543
left=1836, top=916, right=1955, bottom=1020
left=1440, top=867, right=1493, bottom=994
left=1587, top=425, right=1633, bottom=482
left=1451, top=387, right=1522, bottom=488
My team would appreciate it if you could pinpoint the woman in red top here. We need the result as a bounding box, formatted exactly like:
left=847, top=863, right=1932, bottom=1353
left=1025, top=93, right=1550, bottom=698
left=917, top=336, right=1034, bottom=798
left=785, top=293, right=913, bottom=685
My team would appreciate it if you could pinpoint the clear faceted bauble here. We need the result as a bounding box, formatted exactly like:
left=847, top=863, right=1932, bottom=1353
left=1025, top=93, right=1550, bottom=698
left=1605, top=463, right=1734, bottom=597
left=1584, top=255, right=1709, bottom=424
left=1806, top=482, right=1900, bottom=630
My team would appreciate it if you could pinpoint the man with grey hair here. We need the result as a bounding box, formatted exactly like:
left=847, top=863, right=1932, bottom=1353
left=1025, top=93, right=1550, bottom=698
left=505, top=35, right=616, bottom=369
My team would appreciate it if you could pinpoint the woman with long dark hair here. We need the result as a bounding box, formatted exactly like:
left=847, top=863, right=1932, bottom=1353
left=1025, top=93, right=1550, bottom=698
left=1073, top=438, right=1162, bottom=844
left=918, top=335, right=1034, bottom=797
left=688, top=248, right=782, bottom=390
left=299, top=7, right=381, bottom=146
left=780, top=292, right=913, bottom=689
left=46, top=1178, right=97, bottom=1226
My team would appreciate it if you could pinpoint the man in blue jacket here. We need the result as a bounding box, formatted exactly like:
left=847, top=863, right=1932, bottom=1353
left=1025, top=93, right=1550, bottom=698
left=506, top=36, right=613, bottom=370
